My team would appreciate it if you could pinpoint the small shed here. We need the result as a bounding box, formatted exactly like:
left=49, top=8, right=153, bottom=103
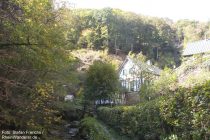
left=64, top=94, right=74, bottom=101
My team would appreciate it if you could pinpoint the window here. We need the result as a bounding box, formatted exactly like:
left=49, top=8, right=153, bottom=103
left=122, top=70, right=125, bottom=75
left=122, top=80, right=126, bottom=87
left=134, top=80, right=137, bottom=91
left=130, top=81, right=134, bottom=91
left=121, top=80, right=127, bottom=88
left=137, top=79, right=141, bottom=91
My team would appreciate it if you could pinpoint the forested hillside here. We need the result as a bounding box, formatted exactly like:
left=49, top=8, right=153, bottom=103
left=65, top=8, right=179, bottom=68
left=175, top=20, right=210, bottom=46
left=60, top=8, right=210, bottom=68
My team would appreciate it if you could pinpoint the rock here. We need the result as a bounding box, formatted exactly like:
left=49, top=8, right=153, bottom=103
left=65, top=121, right=79, bottom=128
left=49, top=130, right=60, bottom=136
left=144, top=133, right=159, bottom=140
left=64, top=123, right=71, bottom=128
left=64, top=121, right=80, bottom=138
left=68, top=128, right=79, bottom=137
left=70, top=121, right=80, bottom=127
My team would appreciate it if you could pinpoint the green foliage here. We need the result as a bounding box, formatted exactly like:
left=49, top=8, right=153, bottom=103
left=64, top=9, right=210, bottom=68
left=175, top=20, right=209, bottom=46
left=98, top=80, right=210, bottom=140
left=139, top=83, right=155, bottom=101
left=80, top=117, right=112, bottom=140
left=153, top=68, right=178, bottom=94
left=129, top=51, right=147, bottom=62
left=97, top=99, right=165, bottom=139
left=50, top=9, right=210, bottom=69
left=183, top=69, right=210, bottom=87
left=161, top=134, right=178, bottom=140
left=1, top=1, right=209, bottom=139
left=139, top=67, right=177, bottom=101
left=64, top=8, right=180, bottom=67
left=160, top=81, right=210, bottom=140
left=84, top=61, right=119, bottom=102
left=0, top=0, right=78, bottom=135
left=177, top=54, right=210, bottom=87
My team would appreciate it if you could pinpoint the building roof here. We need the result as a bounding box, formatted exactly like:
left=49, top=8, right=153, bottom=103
left=119, top=56, right=161, bottom=75
left=183, top=39, right=210, bottom=56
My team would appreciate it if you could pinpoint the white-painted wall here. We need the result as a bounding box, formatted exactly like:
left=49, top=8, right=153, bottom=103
left=119, top=58, right=143, bottom=92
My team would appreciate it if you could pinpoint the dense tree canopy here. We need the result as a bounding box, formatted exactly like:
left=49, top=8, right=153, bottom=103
left=62, top=8, right=180, bottom=67
left=61, top=8, right=210, bottom=68
left=84, top=61, right=119, bottom=102
left=175, top=19, right=210, bottom=46
left=0, top=0, right=78, bottom=134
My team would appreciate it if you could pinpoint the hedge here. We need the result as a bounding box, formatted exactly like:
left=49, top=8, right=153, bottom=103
left=160, top=80, right=210, bottom=140
left=97, top=99, right=165, bottom=139
left=97, top=80, right=210, bottom=140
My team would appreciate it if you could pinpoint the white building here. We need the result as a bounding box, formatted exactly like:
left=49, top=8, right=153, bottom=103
left=119, top=56, right=161, bottom=92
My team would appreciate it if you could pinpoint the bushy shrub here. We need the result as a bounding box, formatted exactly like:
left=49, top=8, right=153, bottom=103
left=160, top=80, right=210, bottom=140
left=80, top=117, right=112, bottom=140
left=139, top=67, right=178, bottom=102
left=98, top=80, right=210, bottom=140
left=84, top=60, right=119, bottom=102
left=97, top=99, right=165, bottom=139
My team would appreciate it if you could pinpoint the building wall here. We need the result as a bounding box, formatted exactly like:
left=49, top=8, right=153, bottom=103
left=119, top=58, right=143, bottom=92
